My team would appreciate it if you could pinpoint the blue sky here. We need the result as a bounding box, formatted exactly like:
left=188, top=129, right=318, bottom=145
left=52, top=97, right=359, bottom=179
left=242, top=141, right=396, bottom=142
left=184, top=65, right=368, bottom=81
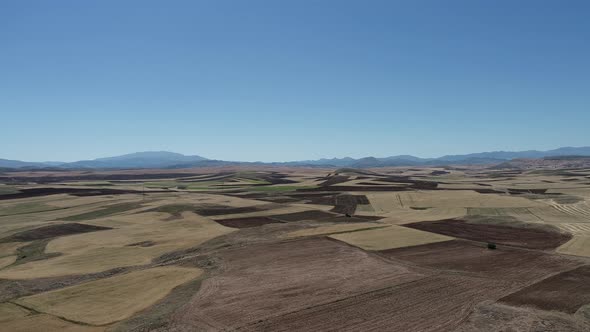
left=1, top=0, right=589, bottom=162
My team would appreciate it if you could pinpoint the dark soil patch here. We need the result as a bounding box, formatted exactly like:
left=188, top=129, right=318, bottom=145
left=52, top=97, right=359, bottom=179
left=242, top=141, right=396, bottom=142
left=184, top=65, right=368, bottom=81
left=354, top=215, right=384, bottom=221
left=380, top=240, right=581, bottom=282
left=501, top=265, right=590, bottom=314
left=148, top=203, right=270, bottom=217
left=508, top=188, right=548, bottom=195
left=377, top=176, right=439, bottom=189
left=430, top=170, right=450, bottom=176
left=0, top=187, right=166, bottom=200
left=405, top=219, right=572, bottom=250
left=1, top=223, right=111, bottom=242
left=126, top=240, right=156, bottom=247
left=330, top=194, right=370, bottom=215
left=473, top=188, right=505, bottom=194
left=303, top=195, right=339, bottom=206
left=318, top=216, right=379, bottom=223
left=194, top=205, right=263, bottom=216
left=269, top=210, right=336, bottom=222
left=214, top=216, right=283, bottom=228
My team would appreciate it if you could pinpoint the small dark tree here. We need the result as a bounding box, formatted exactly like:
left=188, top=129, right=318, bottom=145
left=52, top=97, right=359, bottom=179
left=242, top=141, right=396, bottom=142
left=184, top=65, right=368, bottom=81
left=487, top=242, right=497, bottom=250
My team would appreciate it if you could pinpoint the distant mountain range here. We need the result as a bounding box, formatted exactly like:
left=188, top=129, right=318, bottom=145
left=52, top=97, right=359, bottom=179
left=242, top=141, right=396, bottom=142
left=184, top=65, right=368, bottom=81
left=2, top=147, right=590, bottom=169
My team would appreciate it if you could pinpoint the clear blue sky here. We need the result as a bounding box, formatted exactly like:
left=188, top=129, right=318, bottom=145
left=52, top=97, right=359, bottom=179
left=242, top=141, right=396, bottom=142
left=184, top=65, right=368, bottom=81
left=1, top=0, right=589, bottom=162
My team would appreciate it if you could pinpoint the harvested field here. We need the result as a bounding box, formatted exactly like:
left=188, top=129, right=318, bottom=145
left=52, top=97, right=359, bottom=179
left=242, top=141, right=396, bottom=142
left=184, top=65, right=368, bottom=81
left=406, top=219, right=572, bottom=250
left=246, top=274, right=515, bottom=332
left=269, top=210, right=336, bottom=222
left=381, top=240, right=581, bottom=281
left=557, top=235, right=590, bottom=257
left=214, top=216, right=283, bottom=228
left=168, top=238, right=424, bottom=330
left=501, top=265, right=590, bottom=314
left=15, top=266, right=203, bottom=326
left=1, top=223, right=111, bottom=242
left=0, top=212, right=234, bottom=279
left=330, top=225, right=453, bottom=251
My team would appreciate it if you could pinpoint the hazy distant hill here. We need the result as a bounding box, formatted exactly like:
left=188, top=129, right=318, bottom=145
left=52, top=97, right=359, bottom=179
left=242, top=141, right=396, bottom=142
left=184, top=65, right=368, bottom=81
left=2, top=147, right=590, bottom=169
left=62, top=151, right=208, bottom=169
left=0, top=159, right=47, bottom=168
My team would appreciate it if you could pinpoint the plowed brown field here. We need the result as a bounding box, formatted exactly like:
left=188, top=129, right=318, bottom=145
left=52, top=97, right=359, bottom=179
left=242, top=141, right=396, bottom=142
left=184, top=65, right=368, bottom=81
left=168, top=238, right=424, bottom=330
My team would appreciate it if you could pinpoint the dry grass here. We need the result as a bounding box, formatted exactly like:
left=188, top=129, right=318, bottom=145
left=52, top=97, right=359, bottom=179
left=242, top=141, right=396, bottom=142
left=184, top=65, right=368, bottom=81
left=557, top=236, right=590, bottom=257
left=15, top=266, right=202, bottom=326
left=330, top=225, right=453, bottom=251
left=366, top=190, right=543, bottom=215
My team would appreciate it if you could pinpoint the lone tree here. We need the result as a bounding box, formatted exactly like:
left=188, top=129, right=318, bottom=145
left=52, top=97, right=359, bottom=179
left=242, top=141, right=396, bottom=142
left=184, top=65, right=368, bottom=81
left=487, top=242, right=497, bottom=250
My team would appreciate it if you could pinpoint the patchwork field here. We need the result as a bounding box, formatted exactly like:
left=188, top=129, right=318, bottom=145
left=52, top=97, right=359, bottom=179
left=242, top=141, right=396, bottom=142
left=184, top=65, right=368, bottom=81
left=0, top=164, right=589, bottom=331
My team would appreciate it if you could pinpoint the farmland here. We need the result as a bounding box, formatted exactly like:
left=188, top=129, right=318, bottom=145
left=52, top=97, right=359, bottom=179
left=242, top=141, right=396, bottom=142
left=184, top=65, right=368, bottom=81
left=0, top=165, right=590, bottom=331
